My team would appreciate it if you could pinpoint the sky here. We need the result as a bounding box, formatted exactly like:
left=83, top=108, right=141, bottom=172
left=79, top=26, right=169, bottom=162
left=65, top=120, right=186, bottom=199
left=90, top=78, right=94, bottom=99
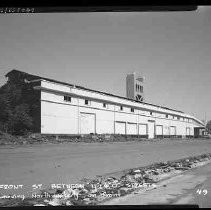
left=0, top=6, right=211, bottom=121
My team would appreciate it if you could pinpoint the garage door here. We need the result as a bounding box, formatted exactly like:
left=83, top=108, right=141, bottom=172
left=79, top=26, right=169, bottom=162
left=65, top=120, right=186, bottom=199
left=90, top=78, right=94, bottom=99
left=156, top=125, right=163, bottom=135
left=80, top=113, right=95, bottom=134
left=115, top=122, right=126, bottom=134
left=170, top=126, right=176, bottom=136
left=186, top=127, right=190, bottom=136
left=127, top=123, right=137, bottom=135
left=139, top=124, right=147, bottom=135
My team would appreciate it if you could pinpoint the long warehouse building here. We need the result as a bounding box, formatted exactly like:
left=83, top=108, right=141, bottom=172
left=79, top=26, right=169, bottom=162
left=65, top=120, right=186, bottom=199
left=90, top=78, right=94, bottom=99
left=4, top=69, right=205, bottom=138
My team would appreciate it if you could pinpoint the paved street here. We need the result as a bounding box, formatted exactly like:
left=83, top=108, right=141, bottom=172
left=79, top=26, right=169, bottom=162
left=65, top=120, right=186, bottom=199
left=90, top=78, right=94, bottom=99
left=0, top=139, right=211, bottom=197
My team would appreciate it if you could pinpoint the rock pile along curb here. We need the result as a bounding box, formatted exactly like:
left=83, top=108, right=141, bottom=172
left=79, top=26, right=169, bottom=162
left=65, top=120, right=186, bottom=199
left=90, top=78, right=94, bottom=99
left=1, top=153, right=211, bottom=207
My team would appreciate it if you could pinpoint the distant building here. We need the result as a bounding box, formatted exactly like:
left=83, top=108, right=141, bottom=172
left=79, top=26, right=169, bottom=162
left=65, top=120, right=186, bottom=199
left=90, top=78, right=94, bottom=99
left=126, top=72, right=144, bottom=102
left=3, top=69, right=205, bottom=138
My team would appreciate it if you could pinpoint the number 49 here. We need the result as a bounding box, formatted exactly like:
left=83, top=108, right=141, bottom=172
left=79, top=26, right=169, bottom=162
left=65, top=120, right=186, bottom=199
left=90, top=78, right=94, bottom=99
left=196, top=189, right=208, bottom=195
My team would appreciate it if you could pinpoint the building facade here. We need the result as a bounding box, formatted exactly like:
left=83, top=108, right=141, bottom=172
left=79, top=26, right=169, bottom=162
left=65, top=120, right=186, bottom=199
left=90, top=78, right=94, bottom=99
left=5, top=70, right=205, bottom=138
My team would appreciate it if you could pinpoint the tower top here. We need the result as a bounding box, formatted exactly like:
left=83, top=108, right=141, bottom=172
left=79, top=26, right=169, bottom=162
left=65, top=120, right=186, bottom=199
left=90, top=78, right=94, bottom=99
left=126, top=72, right=144, bottom=102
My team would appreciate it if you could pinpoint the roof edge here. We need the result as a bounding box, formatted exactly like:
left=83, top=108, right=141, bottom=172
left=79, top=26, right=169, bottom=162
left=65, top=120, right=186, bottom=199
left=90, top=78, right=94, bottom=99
left=5, top=69, right=186, bottom=114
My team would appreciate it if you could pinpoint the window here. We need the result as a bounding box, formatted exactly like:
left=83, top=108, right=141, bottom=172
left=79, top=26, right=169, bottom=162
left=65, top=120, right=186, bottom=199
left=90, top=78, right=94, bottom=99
left=103, top=103, right=107, bottom=108
left=150, top=112, right=153, bottom=115
left=177, top=116, right=180, bottom=120
left=120, top=106, right=123, bottom=111
left=64, top=96, right=71, bottom=102
left=85, top=99, right=90, bottom=105
left=131, top=108, right=134, bottom=112
left=166, top=114, right=168, bottom=118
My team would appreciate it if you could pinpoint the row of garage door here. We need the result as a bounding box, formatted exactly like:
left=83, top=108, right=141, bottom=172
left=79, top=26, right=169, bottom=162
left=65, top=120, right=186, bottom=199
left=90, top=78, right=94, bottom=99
left=80, top=113, right=149, bottom=136
left=115, top=122, right=147, bottom=135
left=115, top=122, right=191, bottom=136
left=80, top=113, right=191, bottom=137
left=115, top=122, right=178, bottom=136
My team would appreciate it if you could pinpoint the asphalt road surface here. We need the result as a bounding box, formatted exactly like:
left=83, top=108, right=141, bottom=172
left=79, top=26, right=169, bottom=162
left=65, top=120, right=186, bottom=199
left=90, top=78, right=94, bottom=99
left=0, top=139, right=211, bottom=197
